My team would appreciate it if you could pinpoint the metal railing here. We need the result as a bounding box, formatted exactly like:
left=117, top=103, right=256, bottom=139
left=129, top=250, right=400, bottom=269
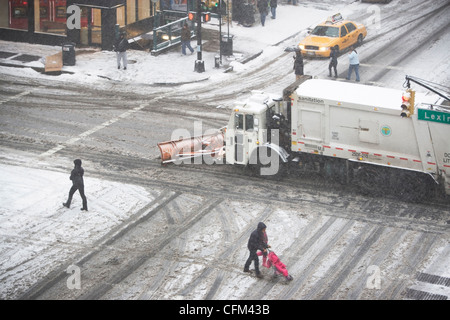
left=151, top=16, right=195, bottom=55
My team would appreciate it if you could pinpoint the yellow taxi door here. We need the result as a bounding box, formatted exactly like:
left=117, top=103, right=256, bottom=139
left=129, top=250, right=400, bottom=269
left=340, top=25, right=351, bottom=50
left=345, top=23, right=358, bottom=47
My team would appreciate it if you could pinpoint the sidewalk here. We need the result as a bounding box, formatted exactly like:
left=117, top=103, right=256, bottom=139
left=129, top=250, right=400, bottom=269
left=0, top=4, right=340, bottom=86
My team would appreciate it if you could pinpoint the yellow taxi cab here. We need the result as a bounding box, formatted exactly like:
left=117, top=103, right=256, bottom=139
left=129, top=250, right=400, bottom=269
left=298, top=13, right=367, bottom=58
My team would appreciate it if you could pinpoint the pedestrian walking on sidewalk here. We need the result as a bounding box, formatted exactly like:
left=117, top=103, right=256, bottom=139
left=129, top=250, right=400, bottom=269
left=257, top=0, right=269, bottom=26
left=328, top=45, right=338, bottom=78
left=270, top=0, right=277, bottom=19
left=346, top=46, right=360, bottom=82
left=63, top=159, right=88, bottom=211
left=293, top=48, right=304, bottom=80
left=244, top=222, right=270, bottom=279
left=181, top=23, right=194, bottom=55
left=114, top=32, right=129, bottom=70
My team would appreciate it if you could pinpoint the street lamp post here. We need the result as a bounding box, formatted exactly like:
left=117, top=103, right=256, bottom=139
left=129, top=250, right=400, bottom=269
left=194, top=0, right=205, bottom=73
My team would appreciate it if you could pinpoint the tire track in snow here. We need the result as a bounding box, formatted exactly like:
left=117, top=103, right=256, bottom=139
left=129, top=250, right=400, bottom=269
left=346, top=228, right=407, bottom=300
left=19, top=190, right=180, bottom=299
left=178, top=205, right=274, bottom=298
left=203, top=201, right=241, bottom=300
left=380, top=232, right=438, bottom=299
left=77, top=197, right=223, bottom=300
left=305, top=225, right=384, bottom=300
left=134, top=196, right=200, bottom=300
left=277, top=218, right=355, bottom=300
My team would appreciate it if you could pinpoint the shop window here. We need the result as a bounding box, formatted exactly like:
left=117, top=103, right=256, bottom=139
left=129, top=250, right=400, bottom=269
left=8, top=0, right=28, bottom=30
left=35, top=0, right=66, bottom=35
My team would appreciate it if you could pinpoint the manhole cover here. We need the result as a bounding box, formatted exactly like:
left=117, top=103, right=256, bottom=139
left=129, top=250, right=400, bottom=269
left=12, top=54, right=41, bottom=62
left=0, top=51, right=16, bottom=59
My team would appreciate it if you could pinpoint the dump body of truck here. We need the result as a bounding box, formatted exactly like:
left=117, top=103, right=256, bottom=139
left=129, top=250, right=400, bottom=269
left=290, top=79, right=450, bottom=195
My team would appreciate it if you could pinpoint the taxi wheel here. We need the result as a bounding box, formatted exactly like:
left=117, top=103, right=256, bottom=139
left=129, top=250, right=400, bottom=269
left=356, top=34, right=363, bottom=46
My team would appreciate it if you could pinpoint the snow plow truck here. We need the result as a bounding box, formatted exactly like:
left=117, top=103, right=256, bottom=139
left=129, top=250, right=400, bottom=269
left=158, top=76, right=450, bottom=202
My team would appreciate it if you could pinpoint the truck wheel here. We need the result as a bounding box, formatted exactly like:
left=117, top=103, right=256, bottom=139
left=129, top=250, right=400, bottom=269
left=355, top=166, right=384, bottom=197
left=393, top=172, right=434, bottom=203
left=249, top=147, right=286, bottom=180
left=323, top=159, right=347, bottom=184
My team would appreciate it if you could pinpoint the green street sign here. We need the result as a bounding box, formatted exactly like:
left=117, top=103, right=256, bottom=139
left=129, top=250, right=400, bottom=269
left=418, top=109, right=450, bottom=125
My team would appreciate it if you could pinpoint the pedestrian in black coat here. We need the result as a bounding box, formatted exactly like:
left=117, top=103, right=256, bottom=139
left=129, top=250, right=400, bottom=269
left=257, top=0, right=269, bottom=26
left=181, top=23, right=194, bottom=55
left=293, top=49, right=304, bottom=80
left=328, top=45, right=338, bottom=78
left=63, top=159, right=88, bottom=211
left=270, top=0, right=277, bottom=19
left=244, top=222, right=269, bottom=278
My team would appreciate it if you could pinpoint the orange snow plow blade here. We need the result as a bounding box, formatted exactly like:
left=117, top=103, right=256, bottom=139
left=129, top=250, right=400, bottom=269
left=157, top=131, right=225, bottom=164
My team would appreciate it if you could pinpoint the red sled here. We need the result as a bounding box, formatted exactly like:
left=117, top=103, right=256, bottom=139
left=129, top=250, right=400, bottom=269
left=258, top=249, right=293, bottom=281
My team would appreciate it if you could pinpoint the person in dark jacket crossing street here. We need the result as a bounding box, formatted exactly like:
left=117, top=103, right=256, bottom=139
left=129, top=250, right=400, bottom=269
left=293, top=48, right=304, bottom=80
left=244, top=222, right=270, bottom=278
left=63, top=159, right=88, bottom=211
left=328, top=45, right=338, bottom=78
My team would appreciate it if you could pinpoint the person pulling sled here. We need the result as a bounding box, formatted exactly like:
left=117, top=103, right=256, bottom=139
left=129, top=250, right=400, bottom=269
left=244, top=222, right=270, bottom=278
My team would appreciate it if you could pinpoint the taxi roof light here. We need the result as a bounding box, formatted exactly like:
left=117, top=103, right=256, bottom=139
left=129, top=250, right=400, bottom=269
left=326, top=13, right=343, bottom=24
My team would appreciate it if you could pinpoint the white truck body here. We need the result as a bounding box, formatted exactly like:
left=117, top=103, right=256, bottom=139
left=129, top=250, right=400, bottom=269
left=225, top=78, right=450, bottom=196
left=290, top=79, right=450, bottom=195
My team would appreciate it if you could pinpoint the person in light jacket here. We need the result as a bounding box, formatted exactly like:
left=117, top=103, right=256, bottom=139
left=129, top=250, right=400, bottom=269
left=114, top=32, right=129, bottom=70
left=346, top=46, right=360, bottom=82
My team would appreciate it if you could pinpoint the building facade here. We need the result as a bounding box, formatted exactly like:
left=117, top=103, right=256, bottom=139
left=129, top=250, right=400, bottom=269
left=0, top=0, right=166, bottom=50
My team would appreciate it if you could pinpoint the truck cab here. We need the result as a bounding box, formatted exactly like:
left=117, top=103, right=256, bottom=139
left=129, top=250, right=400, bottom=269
left=225, top=91, right=290, bottom=176
left=225, top=92, right=272, bottom=166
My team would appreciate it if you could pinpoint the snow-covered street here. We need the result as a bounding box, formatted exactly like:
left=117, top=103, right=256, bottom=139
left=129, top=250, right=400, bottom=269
left=1, top=148, right=449, bottom=300
left=0, top=0, right=449, bottom=304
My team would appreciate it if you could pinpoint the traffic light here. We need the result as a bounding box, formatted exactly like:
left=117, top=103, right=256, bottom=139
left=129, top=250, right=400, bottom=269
left=400, top=89, right=415, bottom=117
left=202, top=12, right=211, bottom=22
left=188, top=11, right=196, bottom=21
